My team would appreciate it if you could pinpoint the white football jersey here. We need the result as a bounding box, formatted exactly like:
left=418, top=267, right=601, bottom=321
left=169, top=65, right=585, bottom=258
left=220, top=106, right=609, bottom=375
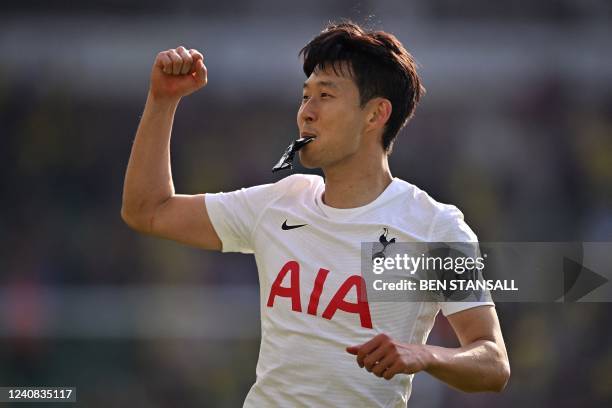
left=205, top=174, right=494, bottom=407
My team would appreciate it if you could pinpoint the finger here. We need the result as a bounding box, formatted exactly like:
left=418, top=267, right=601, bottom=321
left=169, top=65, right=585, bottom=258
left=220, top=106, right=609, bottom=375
left=167, top=50, right=182, bottom=75
left=193, top=59, right=207, bottom=86
left=189, top=49, right=204, bottom=65
left=176, top=46, right=193, bottom=75
left=356, top=334, right=387, bottom=368
left=346, top=345, right=360, bottom=355
left=372, top=352, right=396, bottom=377
left=156, top=52, right=173, bottom=75
left=363, top=343, right=390, bottom=372
left=188, top=49, right=207, bottom=84
left=383, top=361, right=404, bottom=380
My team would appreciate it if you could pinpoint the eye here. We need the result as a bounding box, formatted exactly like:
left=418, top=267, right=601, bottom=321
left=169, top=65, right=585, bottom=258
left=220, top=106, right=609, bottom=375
left=321, top=92, right=332, bottom=98
left=301, top=95, right=310, bottom=102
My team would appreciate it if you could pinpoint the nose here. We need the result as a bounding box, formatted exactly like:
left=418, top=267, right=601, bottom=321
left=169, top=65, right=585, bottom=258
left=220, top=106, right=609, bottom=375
left=298, top=98, right=317, bottom=125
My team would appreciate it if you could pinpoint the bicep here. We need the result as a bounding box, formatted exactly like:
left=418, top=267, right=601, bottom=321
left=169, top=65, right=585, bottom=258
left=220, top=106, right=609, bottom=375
left=446, top=305, right=505, bottom=348
left=149, top=194, right=222, bottom=251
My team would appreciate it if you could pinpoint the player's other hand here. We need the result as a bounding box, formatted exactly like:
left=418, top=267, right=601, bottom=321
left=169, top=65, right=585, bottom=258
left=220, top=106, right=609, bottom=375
left=149, top=46, right=207, bottom=101
left=346, top=333, right=432, bottom=380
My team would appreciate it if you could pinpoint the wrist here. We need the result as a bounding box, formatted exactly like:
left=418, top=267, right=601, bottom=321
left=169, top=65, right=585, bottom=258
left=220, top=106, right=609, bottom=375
left=147, top=90, right=181, bottom=108
left=420, top=344, right=440, bottom=372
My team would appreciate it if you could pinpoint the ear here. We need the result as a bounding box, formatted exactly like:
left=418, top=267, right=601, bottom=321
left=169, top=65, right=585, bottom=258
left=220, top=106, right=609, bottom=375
left=365, top=98, right=392, bottom=133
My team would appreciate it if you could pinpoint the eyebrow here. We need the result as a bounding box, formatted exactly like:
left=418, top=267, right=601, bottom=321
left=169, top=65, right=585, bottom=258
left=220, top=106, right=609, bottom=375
left=303, top=80, right=339, bottom=90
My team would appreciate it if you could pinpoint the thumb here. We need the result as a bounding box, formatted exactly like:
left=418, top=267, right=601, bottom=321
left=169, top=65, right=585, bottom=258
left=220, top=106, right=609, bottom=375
left=346, top=345, right=361, bottom=355
left=193, top=59, right=207, bottom=86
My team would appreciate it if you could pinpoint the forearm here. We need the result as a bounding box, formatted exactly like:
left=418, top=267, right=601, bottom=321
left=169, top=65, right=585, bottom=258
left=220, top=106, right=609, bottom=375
left=121, top=92, right=180, bottom=229
left=424, top=340, right=510, bottom=392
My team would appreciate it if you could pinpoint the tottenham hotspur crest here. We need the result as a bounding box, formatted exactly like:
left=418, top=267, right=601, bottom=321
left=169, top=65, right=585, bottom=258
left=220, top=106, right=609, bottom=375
left=372, top=227, right=396, bottom=260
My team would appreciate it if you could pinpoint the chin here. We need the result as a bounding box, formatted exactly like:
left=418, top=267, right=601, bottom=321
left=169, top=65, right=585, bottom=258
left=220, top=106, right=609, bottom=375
left=298, top=150, right=321, bottom=169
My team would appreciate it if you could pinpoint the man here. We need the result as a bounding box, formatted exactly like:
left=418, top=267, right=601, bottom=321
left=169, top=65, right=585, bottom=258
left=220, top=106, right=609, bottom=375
left=122, top=22, right=510, bottom=407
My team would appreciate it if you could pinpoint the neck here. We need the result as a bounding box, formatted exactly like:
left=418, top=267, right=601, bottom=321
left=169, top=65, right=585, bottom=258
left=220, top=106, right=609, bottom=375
left=321, top=150, right=393, bottom=209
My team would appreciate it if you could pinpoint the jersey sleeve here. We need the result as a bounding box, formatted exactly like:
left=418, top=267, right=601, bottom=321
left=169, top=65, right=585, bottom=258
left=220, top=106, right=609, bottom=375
left=205, top=182, right=281, bottom=254
left=430, top=205, right=495, bottom=316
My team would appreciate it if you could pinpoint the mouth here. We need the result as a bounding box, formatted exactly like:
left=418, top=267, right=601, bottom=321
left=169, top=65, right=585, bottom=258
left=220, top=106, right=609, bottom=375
left=293, top=136, right=315, bottom=151
left=299, top=132, right=317, bottom=140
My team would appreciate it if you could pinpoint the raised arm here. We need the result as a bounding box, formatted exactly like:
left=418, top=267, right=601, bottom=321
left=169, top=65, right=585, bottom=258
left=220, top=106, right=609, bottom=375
left=121, top=46, right=222, bottom=250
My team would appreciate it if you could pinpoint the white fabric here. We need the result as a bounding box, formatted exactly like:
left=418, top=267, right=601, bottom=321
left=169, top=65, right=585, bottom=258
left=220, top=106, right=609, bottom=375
left=205, top=174, right=494, bottom=407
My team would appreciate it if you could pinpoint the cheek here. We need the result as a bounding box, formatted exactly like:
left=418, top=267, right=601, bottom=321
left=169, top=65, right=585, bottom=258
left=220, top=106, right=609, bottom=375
left=296, top=106, right=303, bottom=124
left=327, top=105, right=354, bottom=129
left=334, top=110, right=363, bottom=140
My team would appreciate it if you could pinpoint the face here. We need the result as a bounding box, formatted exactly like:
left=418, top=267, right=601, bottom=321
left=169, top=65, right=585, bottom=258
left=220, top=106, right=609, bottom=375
left=296, top=64, right=372, bottom=169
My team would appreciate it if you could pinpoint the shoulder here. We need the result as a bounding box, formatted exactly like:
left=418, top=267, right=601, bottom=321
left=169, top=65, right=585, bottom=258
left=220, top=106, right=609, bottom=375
left=391, top=178, right=454, bottom=220
left=224, top=173, right=321, bottom=199
left=274, top=173, right=322, bottom=189
left=392, top=178, right=476, bottom=242
left=206, top=174, right=320, bottom=211
left=269, top=173, right=323, bottom=199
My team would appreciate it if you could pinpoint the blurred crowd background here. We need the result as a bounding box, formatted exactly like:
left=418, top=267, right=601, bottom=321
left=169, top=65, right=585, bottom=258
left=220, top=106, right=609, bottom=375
left=1, top=1, right=611, bottom=407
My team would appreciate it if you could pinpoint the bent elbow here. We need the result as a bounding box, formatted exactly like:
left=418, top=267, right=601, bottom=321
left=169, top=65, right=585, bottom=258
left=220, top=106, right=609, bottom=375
left=120, top=206, right=137, bottom=229
left=492, top=361, right=511, bottom=392
left=121, top=206, right=150, bottom=233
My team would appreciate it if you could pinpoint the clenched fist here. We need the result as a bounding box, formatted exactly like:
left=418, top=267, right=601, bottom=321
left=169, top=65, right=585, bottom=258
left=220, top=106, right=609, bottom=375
left=149, top=46, right=208, bottom=101
left=346, top=333, right=432, bottom=380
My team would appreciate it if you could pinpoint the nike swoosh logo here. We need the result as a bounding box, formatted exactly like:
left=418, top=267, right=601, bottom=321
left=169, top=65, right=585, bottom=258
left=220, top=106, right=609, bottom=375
left=282, top=220, right=307, bottom=230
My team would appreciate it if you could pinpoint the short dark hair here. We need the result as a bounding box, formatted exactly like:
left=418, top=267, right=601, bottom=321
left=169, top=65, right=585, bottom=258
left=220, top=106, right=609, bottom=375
left=299, top=21, right=425, bottom=153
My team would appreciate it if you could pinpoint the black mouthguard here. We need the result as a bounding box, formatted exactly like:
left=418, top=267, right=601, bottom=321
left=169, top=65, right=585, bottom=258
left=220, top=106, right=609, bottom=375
left=272, top=137, right=315, bottom=173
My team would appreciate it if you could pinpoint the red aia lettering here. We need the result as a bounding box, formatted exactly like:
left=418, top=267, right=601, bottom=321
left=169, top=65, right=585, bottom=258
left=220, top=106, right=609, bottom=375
left=307, top=268, right=329, bottom=315
left=321, top=275, right=372, bottom=329
left=266, top=260, right=302, bottom=312
left=267, top=261, right=373, bottom=329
